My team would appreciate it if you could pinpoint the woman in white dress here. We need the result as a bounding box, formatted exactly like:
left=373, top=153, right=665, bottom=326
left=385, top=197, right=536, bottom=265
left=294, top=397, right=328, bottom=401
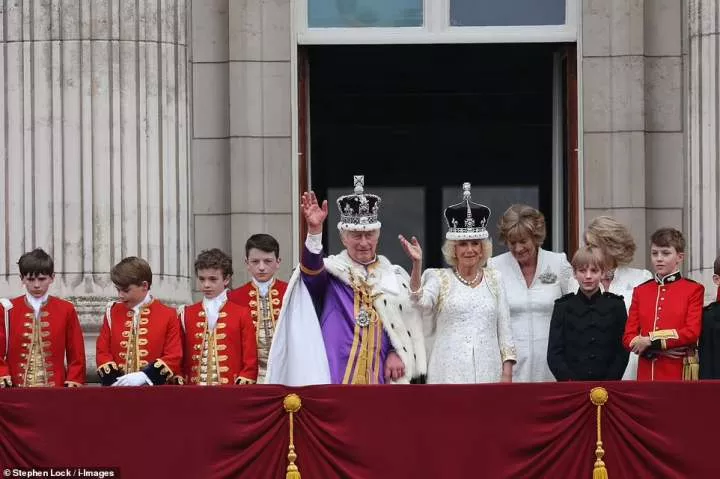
left=572, top=216, right=652, bottom=380
left=488, top=205, right=573, bottom=382
left=400, top=183, right=516, bottom=384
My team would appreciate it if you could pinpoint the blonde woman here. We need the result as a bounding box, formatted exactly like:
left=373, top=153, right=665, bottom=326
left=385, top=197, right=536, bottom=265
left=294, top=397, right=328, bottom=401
left=400, top=183, right=516, bottom=384
left=572, top=215, right=652, bottom=380
left=488, top=204, right=573, bottom=382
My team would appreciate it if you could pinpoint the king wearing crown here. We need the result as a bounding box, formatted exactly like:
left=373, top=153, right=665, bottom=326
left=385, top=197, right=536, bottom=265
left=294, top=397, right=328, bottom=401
left=265, top=176, right=426, bottom=385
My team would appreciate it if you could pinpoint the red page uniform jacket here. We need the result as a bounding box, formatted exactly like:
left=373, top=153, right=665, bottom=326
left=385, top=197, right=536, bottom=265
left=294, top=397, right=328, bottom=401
left=95, top=299, right=183, bottom=386
left=623, top=272, right=704, bottom=381
left=0, top=296, right=86, bottom=387
left=179, top=300, right=258, bottom=385
left=228, top=279, right=287, bottom=382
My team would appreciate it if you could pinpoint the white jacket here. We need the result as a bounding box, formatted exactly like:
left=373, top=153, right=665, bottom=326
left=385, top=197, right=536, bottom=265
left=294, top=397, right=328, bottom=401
left=488, top=249, right=573, bottom=382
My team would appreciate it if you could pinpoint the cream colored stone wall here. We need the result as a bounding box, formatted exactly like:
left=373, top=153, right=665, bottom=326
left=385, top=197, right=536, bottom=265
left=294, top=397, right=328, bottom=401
left=0, top=0, right=192, bottom=377
left=581, top=0, right=685, bottom=271
left=686, top=0, right=720, bottom=302
left=191, top=0, right=294, bottom=293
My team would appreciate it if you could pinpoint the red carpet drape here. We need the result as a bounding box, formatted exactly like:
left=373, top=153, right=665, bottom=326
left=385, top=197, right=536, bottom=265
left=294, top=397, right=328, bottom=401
left=1, top=382, right=719, bottom=478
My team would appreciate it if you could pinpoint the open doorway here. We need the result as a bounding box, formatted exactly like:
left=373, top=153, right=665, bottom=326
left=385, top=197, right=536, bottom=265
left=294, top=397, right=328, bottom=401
left=300, top=43, right=577, bottom=270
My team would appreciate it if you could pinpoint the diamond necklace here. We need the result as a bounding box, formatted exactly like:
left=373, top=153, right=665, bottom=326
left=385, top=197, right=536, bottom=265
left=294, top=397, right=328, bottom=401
left=453, top=268, right=481, bottom=286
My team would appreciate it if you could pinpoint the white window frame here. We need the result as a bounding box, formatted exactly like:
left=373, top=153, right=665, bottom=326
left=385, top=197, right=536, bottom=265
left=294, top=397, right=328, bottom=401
left=296, top=0, right=577, bottom=45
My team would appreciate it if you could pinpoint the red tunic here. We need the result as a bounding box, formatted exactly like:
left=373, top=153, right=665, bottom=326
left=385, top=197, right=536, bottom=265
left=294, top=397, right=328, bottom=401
left=0, top=295, right=86, bottom=387
left=228, top=279, right=287, bottom=382
left=623, top=272, right=704, bottom=381
left=95, top=299, right=183, bottom=386
left=228, top=279, right=288, bottom=322
left=180, top=300, right=258, bottom=385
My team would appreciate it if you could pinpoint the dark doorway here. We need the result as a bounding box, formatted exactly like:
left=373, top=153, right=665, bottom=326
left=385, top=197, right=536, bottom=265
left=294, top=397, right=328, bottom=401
left=306, top=44, right=562, bottom=270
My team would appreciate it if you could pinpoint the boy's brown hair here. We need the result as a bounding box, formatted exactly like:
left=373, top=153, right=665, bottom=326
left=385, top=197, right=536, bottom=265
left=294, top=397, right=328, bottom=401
left=18, top=248, right=54, bottom=278
left=194, top=248, right=233, bottom=278
left=571, top=246, right=605, bottom=271
left=111, top=257, right=153, bottom=289
left=650, top=228, right=686, bottom=253
left=714, top=254, right=720, bottom=276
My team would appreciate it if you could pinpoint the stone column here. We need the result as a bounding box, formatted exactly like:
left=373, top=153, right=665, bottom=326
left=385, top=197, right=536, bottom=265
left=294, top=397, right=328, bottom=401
left=191, top=0, right=232, bottom=271
left=644, top=0, right=684, bottom=240
left=686, top=0, right=720, bottom=301
left=582, top=0, right=686, bottom=270
left=582, top=0, right=649, bottom=268
left=0, top=0, right=192, bottom=378
left=227, top=0, right=294, bottom=284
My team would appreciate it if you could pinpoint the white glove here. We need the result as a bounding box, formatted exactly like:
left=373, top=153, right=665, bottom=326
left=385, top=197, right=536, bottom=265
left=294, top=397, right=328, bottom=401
left=111, top=371, right=152, bottom=387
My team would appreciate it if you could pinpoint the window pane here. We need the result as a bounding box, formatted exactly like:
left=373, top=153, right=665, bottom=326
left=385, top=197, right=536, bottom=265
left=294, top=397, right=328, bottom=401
left=450, top=0, right=565, bottom=27
left=308, top=0, right=423, bottom=28
left=442, top=186, right=539, bottom=258
left=327, top=187, right=425, bottom=273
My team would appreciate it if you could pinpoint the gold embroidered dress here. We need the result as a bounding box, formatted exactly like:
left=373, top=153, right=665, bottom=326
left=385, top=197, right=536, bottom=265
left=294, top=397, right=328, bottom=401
left=414, top=268, right=516, bottom=384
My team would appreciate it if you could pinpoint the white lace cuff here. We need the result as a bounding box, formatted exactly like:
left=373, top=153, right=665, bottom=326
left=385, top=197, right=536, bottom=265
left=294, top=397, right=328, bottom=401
left=305, top=233, right=323, bottom=254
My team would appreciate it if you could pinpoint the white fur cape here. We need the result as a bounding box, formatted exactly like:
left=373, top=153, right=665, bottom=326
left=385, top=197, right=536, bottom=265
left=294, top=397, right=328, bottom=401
left=265, top=251, right=427, bottom=386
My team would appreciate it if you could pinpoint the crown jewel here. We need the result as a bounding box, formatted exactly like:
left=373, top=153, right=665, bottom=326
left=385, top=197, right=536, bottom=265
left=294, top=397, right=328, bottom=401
left=444, top=182, right=490, bottom=240
left=336, top=175, right=382, bottom=231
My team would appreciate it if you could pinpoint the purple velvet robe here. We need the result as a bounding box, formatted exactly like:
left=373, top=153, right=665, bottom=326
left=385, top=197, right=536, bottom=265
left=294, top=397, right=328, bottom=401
left=301, top=246, right=392, bottom=384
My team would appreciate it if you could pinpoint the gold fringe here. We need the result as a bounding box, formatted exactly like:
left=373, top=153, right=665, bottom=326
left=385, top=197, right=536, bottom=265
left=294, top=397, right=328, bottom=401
left=683, top=351, right=700, bottom=381
left=283, top=394, right=302, bottom=479
left=590, top=387, right=609, bottom=479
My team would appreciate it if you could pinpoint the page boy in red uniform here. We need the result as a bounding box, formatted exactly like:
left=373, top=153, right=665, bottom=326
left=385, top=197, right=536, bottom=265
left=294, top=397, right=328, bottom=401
left=180, top=248, right=257, bottom=385
left=96, top=257, right=183, bottom=386
left=0, top=248, right=85, bottom=387
left=623, top=228, right=704, bottom=381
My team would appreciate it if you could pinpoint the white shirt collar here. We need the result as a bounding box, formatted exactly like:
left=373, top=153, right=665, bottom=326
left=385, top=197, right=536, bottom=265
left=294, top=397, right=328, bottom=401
left=252, top=277, right=274, bottom=297
left=202, top=289, right=228, bottom=330
left=25, top=292, right=49, bottom=315
left=132, top=293, right=153, bottom=315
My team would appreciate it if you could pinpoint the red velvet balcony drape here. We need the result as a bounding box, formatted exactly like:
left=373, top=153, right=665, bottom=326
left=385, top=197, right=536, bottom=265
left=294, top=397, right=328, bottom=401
left=1, top=382, right=718, bottom=478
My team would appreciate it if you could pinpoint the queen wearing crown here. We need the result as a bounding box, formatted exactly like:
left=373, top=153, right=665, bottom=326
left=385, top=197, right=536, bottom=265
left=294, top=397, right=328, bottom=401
left=265, top=176, right=426, bottom=385
left=400, top=183, right=516, bottom=383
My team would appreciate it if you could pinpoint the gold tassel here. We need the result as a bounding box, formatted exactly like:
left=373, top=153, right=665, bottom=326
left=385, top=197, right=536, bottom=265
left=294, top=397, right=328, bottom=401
left=683, top=351, right=699, bottom=381
left=590, top=387, right=609, bottom=479
left=283, top=394, right=302, bottom=479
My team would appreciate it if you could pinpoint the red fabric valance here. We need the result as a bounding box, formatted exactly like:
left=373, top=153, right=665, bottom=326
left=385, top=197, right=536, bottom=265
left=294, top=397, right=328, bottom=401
left=1, top=382, right=718, bottom=478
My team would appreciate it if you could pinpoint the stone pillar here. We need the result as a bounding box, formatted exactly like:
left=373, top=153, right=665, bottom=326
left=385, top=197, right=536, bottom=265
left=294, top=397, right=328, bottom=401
left=191, top=0, right=232, bottom=272
left=582, top=0, right=649, bottom=267
left=644, top=0, right=684, bottom=239
left=0, top=0, right=192, bottom=378
left=686, top=0, right=720, bottom=301
left=227, top=0, right=294, bottom=284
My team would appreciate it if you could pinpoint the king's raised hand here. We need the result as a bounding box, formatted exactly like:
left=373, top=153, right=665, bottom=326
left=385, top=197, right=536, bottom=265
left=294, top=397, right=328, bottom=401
left=301, top=191, right=328, bottom=235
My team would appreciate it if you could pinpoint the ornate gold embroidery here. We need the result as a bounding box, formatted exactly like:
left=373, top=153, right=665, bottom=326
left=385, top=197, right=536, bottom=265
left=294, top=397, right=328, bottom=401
left=253, top=281, right=280, bottom=383
left=193, top=301, right=228, bottom=386
left=23, top=307, right=52, bottom=387
left=343, top=270, right=383, bottom=385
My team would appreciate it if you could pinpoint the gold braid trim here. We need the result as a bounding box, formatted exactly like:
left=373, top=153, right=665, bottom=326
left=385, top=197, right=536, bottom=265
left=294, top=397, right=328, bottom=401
left=299, top=263, right=324, bottom=276
left=649, top=329, right=679, bottom=342
left=96, top=361, right=120, bottom=377
left=683, top=348, right=700, bottom=381
left=436, top=269, right=451, bottom=314
left=590, top=387, right=609, bottom=479
left=283, top=394, right=302, bottom=479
